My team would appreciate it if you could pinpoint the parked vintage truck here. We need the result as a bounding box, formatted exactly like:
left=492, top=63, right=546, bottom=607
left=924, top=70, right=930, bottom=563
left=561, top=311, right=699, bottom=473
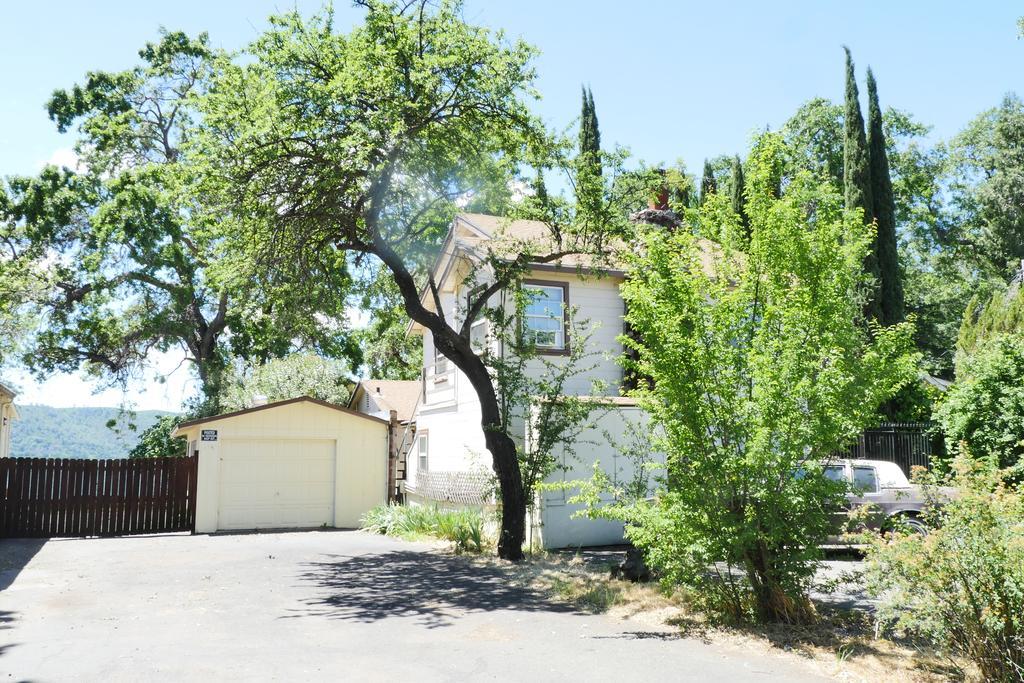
left=824, top=458, right=950, bottom=535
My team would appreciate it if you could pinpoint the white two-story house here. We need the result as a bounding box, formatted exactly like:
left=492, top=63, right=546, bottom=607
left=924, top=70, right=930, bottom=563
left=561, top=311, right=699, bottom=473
left=396, top=212, right=661, bottom=548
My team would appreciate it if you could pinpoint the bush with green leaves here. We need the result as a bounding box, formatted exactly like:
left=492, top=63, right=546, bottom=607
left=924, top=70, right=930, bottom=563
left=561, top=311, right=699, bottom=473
left=128, top=415, right=186, bottom=459
left=361, top=504, right=486, bottom=554
left=865, top=457, right=1024, bottom=682
left=935, top=334, right=1024, bottom=474
left=581, top=134, right=918, bottom=624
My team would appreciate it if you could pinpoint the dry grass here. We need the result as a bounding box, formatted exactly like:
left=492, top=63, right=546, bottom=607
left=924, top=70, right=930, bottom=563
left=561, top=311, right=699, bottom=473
left=473, top=551, right=970, bottom=683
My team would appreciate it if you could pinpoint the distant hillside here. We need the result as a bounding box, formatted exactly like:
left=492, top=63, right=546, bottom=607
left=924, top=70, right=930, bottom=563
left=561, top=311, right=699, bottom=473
left=10, top=405, right=176, bottom=459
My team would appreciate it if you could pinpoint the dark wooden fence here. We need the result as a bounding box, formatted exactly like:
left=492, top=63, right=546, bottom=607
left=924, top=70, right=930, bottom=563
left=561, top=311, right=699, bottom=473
left=0, top=455, right=198, bottom=538
left=839, top=422, right=938, bottom=476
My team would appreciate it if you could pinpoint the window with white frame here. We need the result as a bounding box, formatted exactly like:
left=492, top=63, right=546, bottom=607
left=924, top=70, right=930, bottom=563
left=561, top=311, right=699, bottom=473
left=433, top=343, right=449, bottom=377
left=470, top=319, right=488, bottom=352
left=522, top=282, right=567, bottom=351
left=417, top=431, right=429, bottom=472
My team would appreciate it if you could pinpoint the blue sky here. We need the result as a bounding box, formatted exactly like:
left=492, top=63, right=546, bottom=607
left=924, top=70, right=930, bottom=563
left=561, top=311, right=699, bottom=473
left=2, top=1, right=1021, bottom=409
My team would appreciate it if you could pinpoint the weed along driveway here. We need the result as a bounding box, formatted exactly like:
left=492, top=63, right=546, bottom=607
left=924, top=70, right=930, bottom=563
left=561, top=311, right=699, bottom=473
left=1, top=532, right=830, bottom=682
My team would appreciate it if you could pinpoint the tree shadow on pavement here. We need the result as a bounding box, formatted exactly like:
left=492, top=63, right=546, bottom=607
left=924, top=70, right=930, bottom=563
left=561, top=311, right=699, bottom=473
left=0, top=539, right=46, bottom=592
left=286, top=550, right=577, bottom=629
left=0, top=610, right=20, bottom=659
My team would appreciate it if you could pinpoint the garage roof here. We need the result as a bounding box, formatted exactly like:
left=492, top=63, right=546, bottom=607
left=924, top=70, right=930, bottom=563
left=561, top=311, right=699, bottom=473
left=0, top=381, right=16, bottom=399
left=348, top=380, right=420, bottom=423
left=175, top=396, right=389, bottom=432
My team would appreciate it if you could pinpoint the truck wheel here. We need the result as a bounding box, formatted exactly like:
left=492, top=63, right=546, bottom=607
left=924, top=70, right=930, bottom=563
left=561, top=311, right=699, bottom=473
left=893, top=514, right=928, bottom=535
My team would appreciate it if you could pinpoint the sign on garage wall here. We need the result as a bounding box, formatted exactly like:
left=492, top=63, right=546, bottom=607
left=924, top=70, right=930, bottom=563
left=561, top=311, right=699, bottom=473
left=201, top=429, right=218, bottom=442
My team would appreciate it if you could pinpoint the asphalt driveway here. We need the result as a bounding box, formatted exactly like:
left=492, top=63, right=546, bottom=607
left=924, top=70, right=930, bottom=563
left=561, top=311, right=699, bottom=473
left=1, top=531, right=831, bottom=681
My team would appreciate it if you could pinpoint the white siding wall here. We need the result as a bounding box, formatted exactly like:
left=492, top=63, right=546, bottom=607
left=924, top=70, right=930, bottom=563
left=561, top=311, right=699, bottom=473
left=411, top=270, right=618, bottom=473
left=359, top=390, right=390, bottom=421
left=0, top=400, right=13, bottom=458
left=414, top=269, right=625, bottom=473
left=538, top=406, right=661, bottom=549
left=411, top=266, right=639, bottom=548
left=519, top=270, right=625, bottom=397
left=406, top=353, right=490, bottom=488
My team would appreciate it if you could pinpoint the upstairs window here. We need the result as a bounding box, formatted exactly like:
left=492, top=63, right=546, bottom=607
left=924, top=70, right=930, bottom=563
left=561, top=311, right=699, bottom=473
left=417, top=431, right=429, bottom=472
left=470, top=319, right=488, bottom=352
left=522, top=281, right=568, bottom=353
left=433, top=343, right=449, bottom=377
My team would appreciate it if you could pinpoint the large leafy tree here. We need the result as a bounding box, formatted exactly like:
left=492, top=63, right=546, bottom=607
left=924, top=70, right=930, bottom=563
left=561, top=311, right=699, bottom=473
left=6, top=31, right=356, bottom=408
left=781, top=97, right=845, bottom=186
left=218, top=352, right=353, bottom=411
left=0, top=181, right=46, bottom=368
left=948, top=94, right=1024, bottom=279
left=936, top=334, right=1024, bottom=473
left=194, top=1, right=622, bottom=560
left=354, top=273, right=422, bottom=381
left=604, top=134, right=917, bottom=623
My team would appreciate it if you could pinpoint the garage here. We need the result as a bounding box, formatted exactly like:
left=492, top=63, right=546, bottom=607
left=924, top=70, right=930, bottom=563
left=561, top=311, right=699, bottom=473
left=172, top=397, right=389, bottom=533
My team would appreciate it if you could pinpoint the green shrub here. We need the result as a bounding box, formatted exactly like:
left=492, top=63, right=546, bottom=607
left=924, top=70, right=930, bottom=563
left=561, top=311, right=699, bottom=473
left=360, top=504, right=486, bottom=553
left=935, top=334, right=1024, bottom=474
left=583, top=135, right=917, bottom=625
left=865, top=457, right=1024, bottom=682
left=128, top=415, right=186, bottom=459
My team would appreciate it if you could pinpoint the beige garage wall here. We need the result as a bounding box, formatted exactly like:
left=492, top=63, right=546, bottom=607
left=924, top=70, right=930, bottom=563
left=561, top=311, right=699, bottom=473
left=176, top=400, right=388, bottom=532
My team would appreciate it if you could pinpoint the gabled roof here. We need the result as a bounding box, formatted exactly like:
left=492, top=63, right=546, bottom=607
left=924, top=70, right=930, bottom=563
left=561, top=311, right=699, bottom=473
left=172, top=396, right=388, bottom=436
left=348, top=380, right=420, bottom=423
left=453, top=212, right=627, bottom=273
left=409, top=212, right=727, bottom=334
left=0, top=382, right=16, bottom=400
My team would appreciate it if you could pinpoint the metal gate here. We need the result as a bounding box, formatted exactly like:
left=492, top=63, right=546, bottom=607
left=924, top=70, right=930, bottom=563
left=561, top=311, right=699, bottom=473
left=838, top=422, right=937, bottom=476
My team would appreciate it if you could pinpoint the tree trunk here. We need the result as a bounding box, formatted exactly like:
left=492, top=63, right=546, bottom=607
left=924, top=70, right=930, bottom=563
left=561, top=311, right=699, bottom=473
left=190, top=347, right=227, bottom=417
left=445, top=338, right=527, bottom=561
left=368, top=236, right=527, bottom=560
left=744, top=545, right=815, bottom=624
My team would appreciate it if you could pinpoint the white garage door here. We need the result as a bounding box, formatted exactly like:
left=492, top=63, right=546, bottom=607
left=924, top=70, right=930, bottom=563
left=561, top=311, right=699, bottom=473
left=218, top=438, right=336, bottom=530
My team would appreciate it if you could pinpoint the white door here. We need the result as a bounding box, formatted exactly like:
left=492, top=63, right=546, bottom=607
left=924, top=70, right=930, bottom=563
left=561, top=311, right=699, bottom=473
left=218, top=438, right=336, bottom=530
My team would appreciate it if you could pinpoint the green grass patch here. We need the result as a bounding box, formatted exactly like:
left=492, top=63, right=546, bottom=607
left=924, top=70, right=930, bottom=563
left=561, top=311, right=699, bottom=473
left=361, top=503, right=487, bottom=554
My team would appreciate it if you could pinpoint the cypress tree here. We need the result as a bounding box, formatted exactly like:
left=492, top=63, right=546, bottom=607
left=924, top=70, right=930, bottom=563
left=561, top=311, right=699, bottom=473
left=533, top=171, right=549, bottom=204
left=579, top=86, right=601, bottom=175
left=729, top=154, right=750, bottom=239
left=843, top=47, right=881, bottom=321
left=866, top=68, right=905, bottom=325
left=699, top=159, right=717, bottom=205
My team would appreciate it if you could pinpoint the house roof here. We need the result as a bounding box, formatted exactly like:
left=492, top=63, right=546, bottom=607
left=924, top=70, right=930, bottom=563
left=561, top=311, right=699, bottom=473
left=454, top=212, right=726, bottom=274
left=409, top=212, right=727, bottom=334
left=921, top=373, right=952, bottom=392
left=453, top=213, right=626, bottom=273
left=172, top=396, right=388, bottom=436
left=0, top=381, right=16, bottom=400
left=348, top=380, right=420, bottom=423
